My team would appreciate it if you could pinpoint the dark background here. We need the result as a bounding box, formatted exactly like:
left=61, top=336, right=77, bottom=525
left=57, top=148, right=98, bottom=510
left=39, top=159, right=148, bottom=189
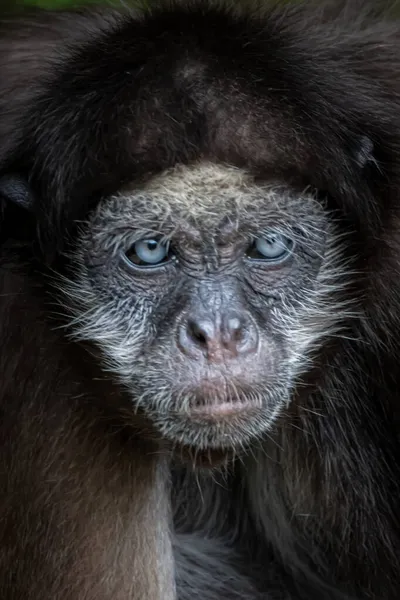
left=4, top=0, right=400, bottom=14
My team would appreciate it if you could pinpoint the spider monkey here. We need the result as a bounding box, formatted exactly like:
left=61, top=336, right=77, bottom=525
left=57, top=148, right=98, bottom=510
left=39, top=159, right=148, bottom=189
left=0, top=2, right=399, bottom=599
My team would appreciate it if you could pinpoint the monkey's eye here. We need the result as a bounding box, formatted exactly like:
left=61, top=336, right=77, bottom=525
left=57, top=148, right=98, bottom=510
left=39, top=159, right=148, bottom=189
left=123, top=238, right=172, bottom=269
left=246, top=232, right=294, bottom=263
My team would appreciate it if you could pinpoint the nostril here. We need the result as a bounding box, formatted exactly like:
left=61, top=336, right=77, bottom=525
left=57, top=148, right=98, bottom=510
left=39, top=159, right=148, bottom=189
left=187, top=319, right=209, bottom=347
left=226, top=317, right=244, bottom=343
left=178, top=317, right=217, bottom=358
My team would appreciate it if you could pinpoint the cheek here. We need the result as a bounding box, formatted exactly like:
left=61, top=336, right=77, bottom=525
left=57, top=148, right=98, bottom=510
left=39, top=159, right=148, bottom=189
left=76, top=288, right=156, bottom=375
left=243, top=266, right=326, bottom=365
left=81, top=264, right=188, bottom=374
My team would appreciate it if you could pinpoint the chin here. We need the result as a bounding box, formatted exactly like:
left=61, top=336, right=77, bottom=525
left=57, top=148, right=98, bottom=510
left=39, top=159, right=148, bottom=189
left=150, top=399, right=283, bottom=452
left=131, top=375, right=290, bottom=451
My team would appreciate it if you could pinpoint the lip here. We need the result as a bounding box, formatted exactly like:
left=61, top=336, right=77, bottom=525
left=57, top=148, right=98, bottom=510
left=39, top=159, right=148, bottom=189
left=189, top=400, right=254, bottom=419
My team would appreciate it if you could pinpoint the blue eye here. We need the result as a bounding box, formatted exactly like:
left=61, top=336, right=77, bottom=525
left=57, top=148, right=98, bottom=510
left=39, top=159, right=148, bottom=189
left=123, top=238, right=172, bottom=268
left=247, top=232, right=294, bottom=263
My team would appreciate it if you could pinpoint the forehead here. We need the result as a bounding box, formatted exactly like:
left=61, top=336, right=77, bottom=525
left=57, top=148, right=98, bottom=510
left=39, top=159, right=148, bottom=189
left=89, top=162, right=326, bottom=249
left=112, top=162, right=316, bottom=232
left=120, top=162, right=261, bottom=228
left=140, top=162, right=256, bottom=217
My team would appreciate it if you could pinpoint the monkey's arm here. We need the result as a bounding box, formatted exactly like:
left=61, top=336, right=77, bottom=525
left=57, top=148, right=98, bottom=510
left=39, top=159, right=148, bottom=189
left=0, top=259, right=176, bottom=600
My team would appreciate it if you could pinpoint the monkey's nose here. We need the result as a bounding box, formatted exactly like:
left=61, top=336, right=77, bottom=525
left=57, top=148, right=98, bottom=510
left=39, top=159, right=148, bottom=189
left=178, top=313, right=258, bottom=361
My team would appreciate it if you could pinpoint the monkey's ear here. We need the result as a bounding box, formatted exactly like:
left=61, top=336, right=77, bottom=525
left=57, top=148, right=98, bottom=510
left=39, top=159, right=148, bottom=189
left=354, top=135, right=376, bottom=169
left=0, top=175, right=34, bottom=211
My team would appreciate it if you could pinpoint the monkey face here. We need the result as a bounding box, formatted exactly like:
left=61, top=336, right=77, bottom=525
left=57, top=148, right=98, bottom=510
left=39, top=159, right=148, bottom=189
left=65, top=162, right=351, bottom=450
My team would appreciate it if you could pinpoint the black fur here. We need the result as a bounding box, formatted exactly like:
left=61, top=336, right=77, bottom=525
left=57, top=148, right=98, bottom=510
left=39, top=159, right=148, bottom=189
left=0, top=2, right=399, bottom=599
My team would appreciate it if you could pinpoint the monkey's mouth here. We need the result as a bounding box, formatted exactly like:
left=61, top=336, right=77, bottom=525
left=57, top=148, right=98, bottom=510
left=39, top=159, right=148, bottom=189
left=148, top=380, right=272, bottom=452
left=138, top=373, right=280, bottom=452
left=183, top=380, right=265, bottom=429
left=183, top=378, right=262, bottom=419
left=189, top=399, right=255, bottom=419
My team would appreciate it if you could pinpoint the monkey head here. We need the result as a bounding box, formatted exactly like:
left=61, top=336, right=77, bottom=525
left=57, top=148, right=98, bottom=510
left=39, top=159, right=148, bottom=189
left=54, top=161, right=348, bottom=452
left=0, top=3, right=379, bottom=456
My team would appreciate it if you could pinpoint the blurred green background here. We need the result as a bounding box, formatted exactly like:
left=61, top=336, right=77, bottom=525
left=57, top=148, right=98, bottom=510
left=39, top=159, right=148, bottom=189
left=1, top=0, right=125, bottom=11
left=17, top=0, right=99, bottom=5
left=13, top=0, right=109, bottom=6
left=6, top=0, right=117, bottom=8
